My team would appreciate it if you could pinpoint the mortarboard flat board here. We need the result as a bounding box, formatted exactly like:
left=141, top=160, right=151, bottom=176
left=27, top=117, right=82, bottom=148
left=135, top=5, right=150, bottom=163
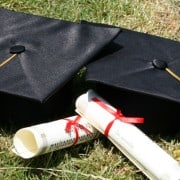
left=0, top=9, right=120, bottom=126
left=84, top=22, right=180, bottom=134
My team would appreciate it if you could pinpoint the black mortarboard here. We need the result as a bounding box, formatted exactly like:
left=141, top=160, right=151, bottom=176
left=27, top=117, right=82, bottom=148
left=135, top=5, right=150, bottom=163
left=84, top=22, right=180, bottom=134
left=0, top=9, right=120, bottom=125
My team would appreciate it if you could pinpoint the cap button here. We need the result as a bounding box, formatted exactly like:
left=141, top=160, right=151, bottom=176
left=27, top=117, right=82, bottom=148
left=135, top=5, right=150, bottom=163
left=10, top=45, right=25, bottom=54
left=152, top=59, right=167, bottom=70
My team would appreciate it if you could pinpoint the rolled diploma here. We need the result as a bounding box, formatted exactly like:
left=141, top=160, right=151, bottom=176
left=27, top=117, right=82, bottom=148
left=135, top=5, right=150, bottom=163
left=12, top=115, right=98, bottom=159
left=75, top=90, right=180, bottom=180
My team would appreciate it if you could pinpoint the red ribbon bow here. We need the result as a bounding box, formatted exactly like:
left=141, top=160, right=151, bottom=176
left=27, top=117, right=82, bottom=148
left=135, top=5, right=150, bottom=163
left=92, top=97, right=144, bottom=137
left=64, top=115, right=92, bottom=145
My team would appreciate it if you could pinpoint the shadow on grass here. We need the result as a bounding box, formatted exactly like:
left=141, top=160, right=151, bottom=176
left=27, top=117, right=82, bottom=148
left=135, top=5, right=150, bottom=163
left=13, top=140, right=96, bottom=178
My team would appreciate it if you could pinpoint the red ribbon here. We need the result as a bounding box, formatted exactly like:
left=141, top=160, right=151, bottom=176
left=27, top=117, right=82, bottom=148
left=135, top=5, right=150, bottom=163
left=92, top=97, right=144, bottom=137
left=64, top=115, right=92, bottom=145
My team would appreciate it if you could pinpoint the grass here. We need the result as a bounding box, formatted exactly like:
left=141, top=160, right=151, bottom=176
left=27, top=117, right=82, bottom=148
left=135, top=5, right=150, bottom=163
left=0, top=0, right=180, bottom=179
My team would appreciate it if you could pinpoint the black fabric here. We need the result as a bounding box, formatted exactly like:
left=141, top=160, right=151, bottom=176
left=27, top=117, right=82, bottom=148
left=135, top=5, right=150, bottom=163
left=0, top=81, right=72, bottom=127
left=0, top=9, right=120, bottom=125
left=85, top=22, right=180, bottom=134
left=91, top=84, right=179, bottom=134
left=0, top=8, right=120, bottom=102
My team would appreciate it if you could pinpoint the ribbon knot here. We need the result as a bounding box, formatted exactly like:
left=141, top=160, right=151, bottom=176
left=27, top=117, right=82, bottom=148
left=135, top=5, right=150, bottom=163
left=92, top=97, right=144, bottom=137
left=64, top=116, right=92, bottom=145
left=112, top=109, right=123, bottom=119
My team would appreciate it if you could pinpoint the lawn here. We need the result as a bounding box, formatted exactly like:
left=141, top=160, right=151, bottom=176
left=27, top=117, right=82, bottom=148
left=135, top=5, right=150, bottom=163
left=0, top=0, right=180, bottom=179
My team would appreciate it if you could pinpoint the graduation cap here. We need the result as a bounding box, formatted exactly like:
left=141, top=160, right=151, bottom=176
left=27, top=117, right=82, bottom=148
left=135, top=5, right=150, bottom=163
left=0, top=8, right=120, bottom=126
left=84, top=22, right=180, bottom=134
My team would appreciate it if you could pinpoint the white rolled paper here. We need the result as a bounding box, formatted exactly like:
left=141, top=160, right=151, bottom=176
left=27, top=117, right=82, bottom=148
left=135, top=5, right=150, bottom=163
left=12, top=115, right=98, bottom=159
left=75, top=89, right=180, bottom=180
